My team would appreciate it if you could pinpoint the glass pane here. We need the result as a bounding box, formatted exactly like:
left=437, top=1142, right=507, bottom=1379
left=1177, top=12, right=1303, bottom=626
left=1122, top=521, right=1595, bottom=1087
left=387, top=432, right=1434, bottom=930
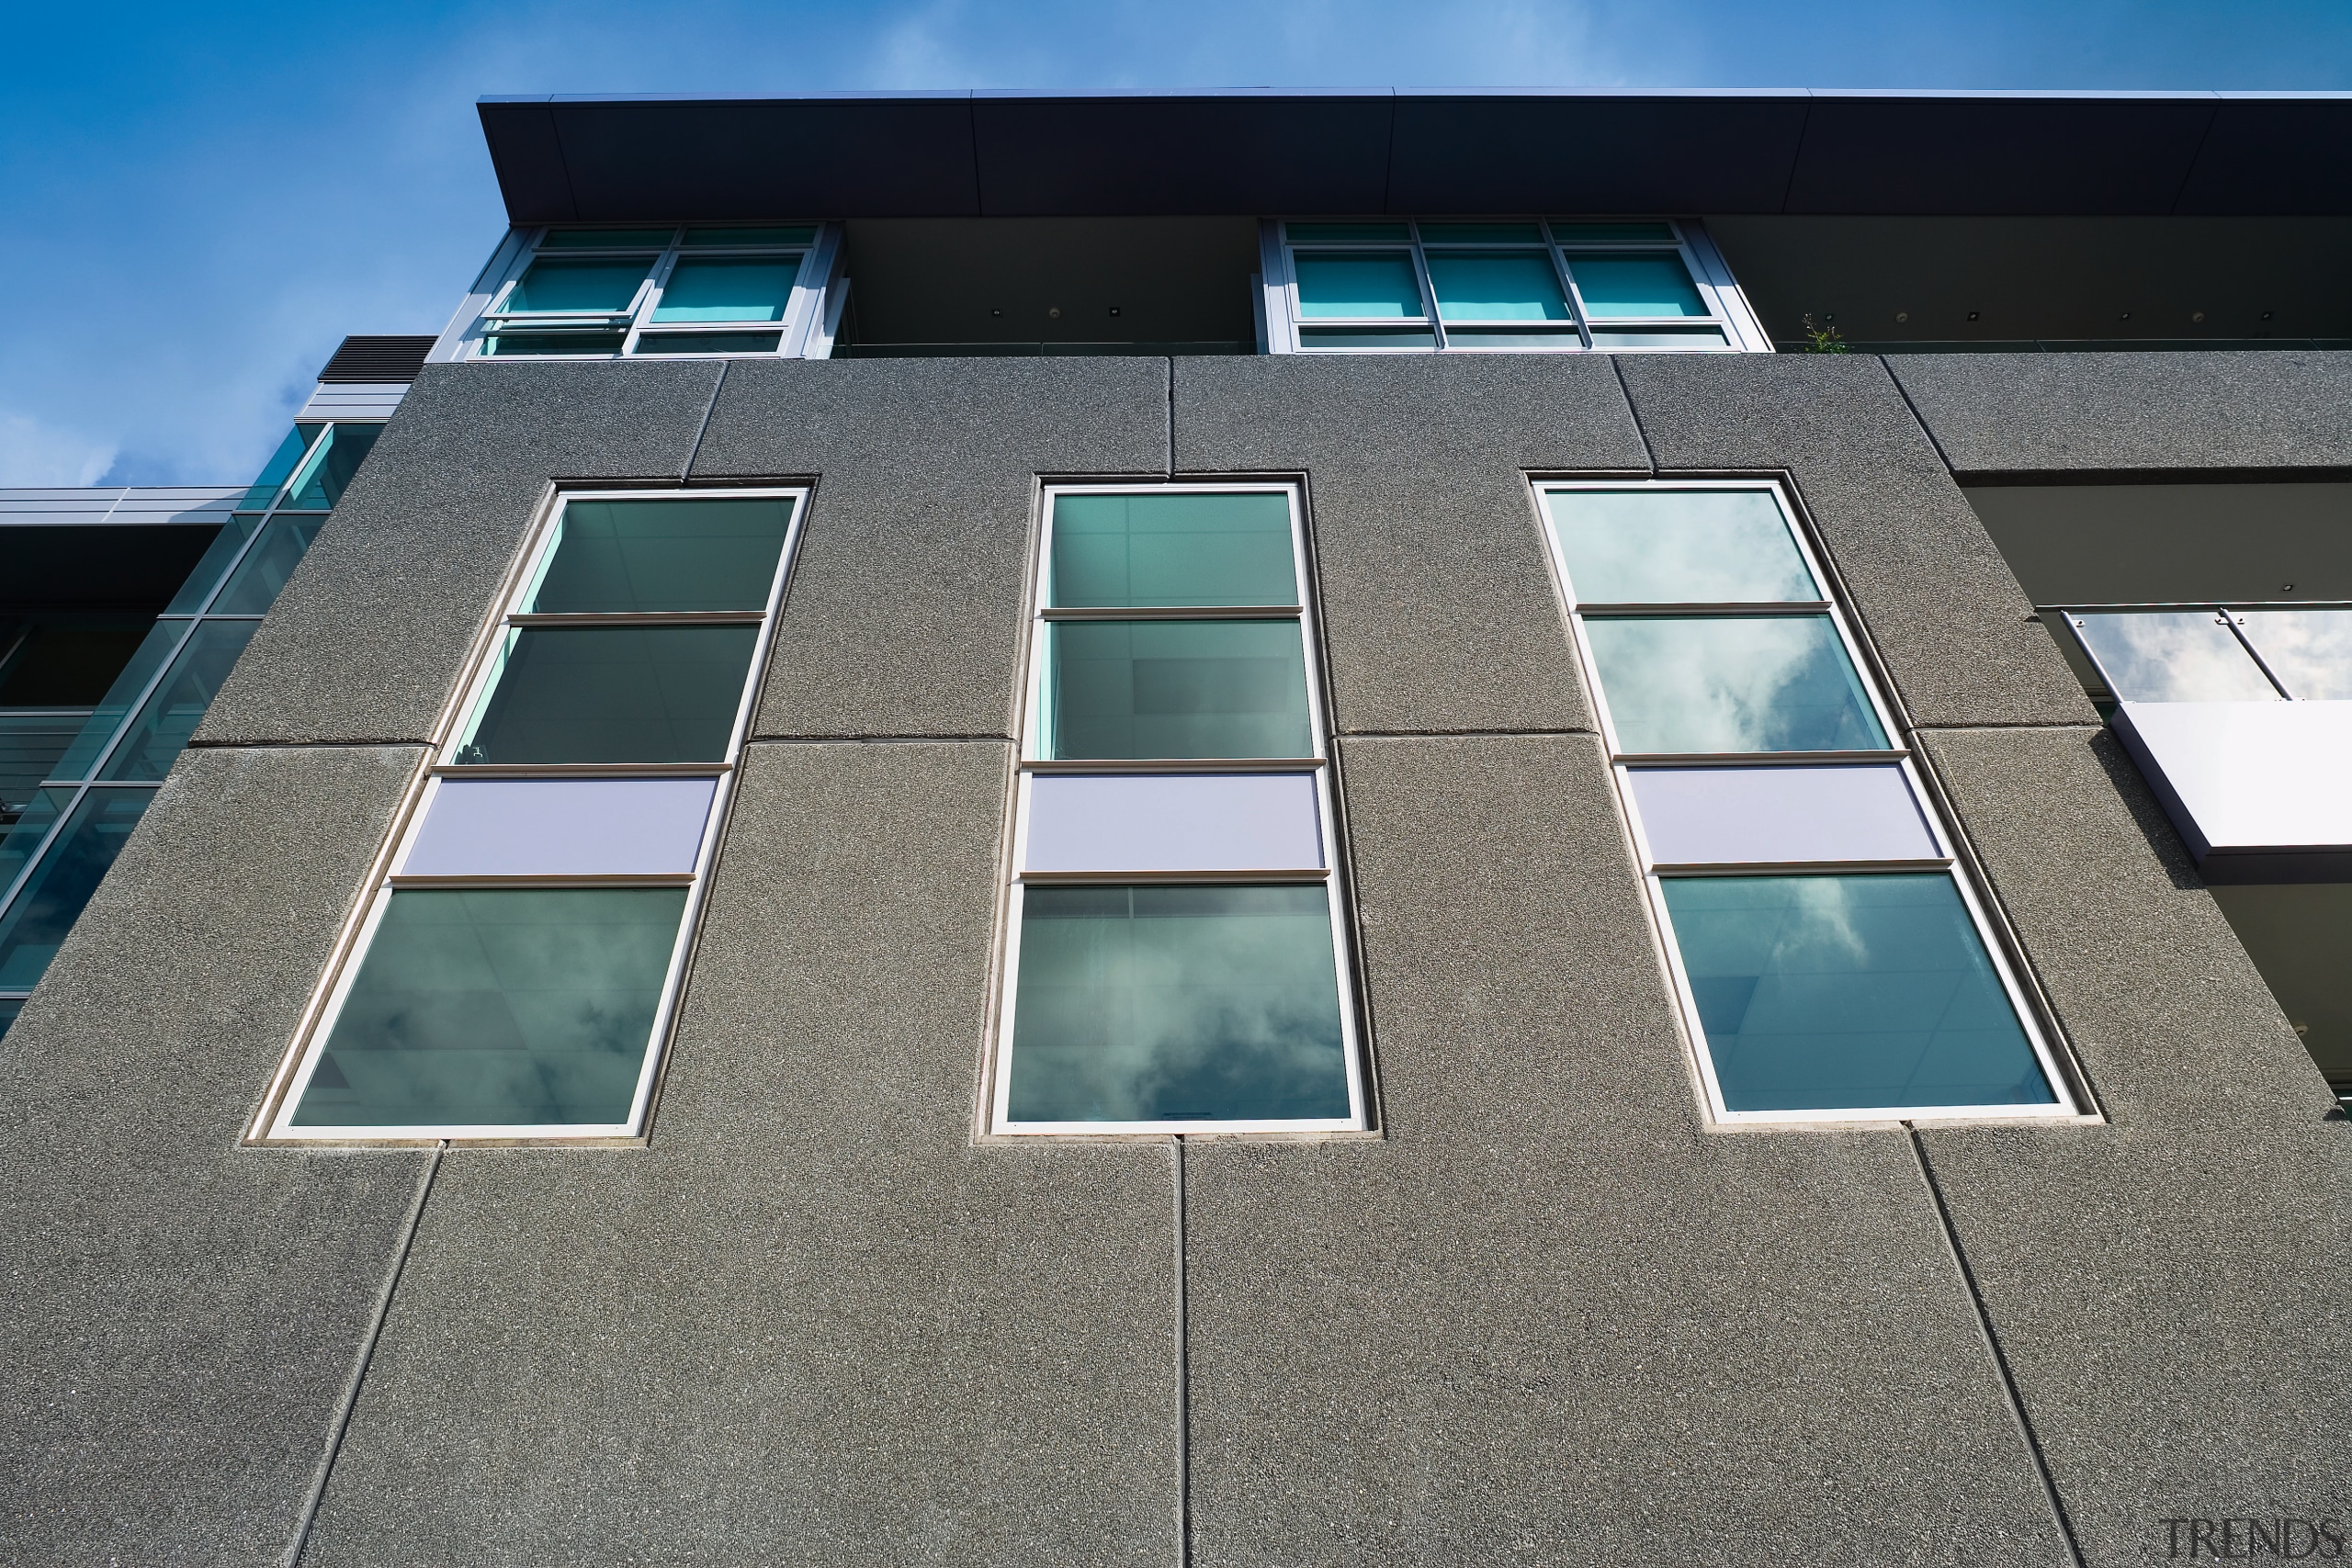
left=1294, top=254, right=1425, bottom=319
left=1548, top=489, right=1816, bottom=604
left=1049, top=492, right=1296, bottom=608
left=405, top=778, right=715, bottom=878
left=1042, top=620, right=1313, bottom=760
left=1442, top=328, right=1582, bottom=348
left=239, top=425, right=322, bottom=509
left=683, top=225, right=817, bottom=246
left=0, top=997, right=18, bottom=1039
left=209, top=518, right=326, bottom=614
left=293, top=886, right=687, bottom=1128
left=503, top=258, right=651, bottom=314
left=1567, top=254, right=1708, bottom=317
left=456, top=626, right=758, bottom=764
left=1, top=720, right=84, bottom=820
left=0, top=786, right=72, bottom=896
left=537, top=228, right=675, bottom=249
left=1585, top=616, right=1887, bottom=753
left=48, top=623, right=189, bottom=782
left=1296, top=327, right=1438, bottom=349
left=0, top=615, right=162, bottom=705
left=2237, top=610, right=2352, bottom=700
left=1008, top=885, right=1348, bottom=1123
left=99, top=620, right=258, bottom=782
left=1629, top=764, right=1937, bottom=865
left=1549, top=221, right=1678, bottom=244
left=1661, top=873, right=2053, bottom=1112
left=483, top=332, right=628, bottom=358
left=0, top=787, right=154, bottom=990
left=277, top=423, right=383, bottom=512
left=630, top=332, right=784, bottom=355
left=2070, top=613, right=2280, bottom=703
left=1023, top=773, right=1323, bottom=874
left=1284, top=222, right=1410, bottom=243
left=1426, top=254, right=1570, bottom=321
left=1589, top=326, right=1729, bottom=348
left=164, top=516, right=263, bottom=613
left=1418, top=221, right=1544, bottom=243
left=650, top=258, right=799, bottom=323
left=526, top=497, right=792, bottom=614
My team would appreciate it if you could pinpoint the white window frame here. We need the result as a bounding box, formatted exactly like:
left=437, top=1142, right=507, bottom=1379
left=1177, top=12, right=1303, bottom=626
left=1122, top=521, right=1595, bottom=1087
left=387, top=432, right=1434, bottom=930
left=444, top=224, right=847, bottom=363
left=987, top=481, right=1367, bottom=1138
left=1534, top=478, right=2087, bottom=1127
left=250, top=484, right=809, bottom=1145
left=1260, top=218, right=1770, bottom=355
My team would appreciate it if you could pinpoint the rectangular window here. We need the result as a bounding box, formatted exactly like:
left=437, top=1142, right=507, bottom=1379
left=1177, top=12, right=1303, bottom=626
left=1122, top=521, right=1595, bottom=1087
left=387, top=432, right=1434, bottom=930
left=991, top=486, right=1363, bottom=1136
left=1538, top=481, right=2080, bottom=1124
left=472, top=224, right=838, bottom=361
left=255, top=489, right=806, bottom=1143
left=1262, top=219, right=1765, bottom=355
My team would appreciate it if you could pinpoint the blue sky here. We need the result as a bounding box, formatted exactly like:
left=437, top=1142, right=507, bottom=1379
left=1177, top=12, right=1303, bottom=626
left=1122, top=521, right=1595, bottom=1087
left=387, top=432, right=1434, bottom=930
left=2, top=0, right=2346, bottom=488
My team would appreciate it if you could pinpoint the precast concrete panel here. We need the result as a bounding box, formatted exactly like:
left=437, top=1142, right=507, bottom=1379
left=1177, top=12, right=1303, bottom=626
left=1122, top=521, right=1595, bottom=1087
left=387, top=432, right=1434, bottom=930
left=0, top=744, right=429, bottom=1562
left=1182, top=733, right=2071, bottom=1566
left=688, top=356, right=1171, bottom=741
left=1171, top=355, right=1650, bottom=737
left=301, top=740, right=1182, bottom=1566
left=1614, top=352, right=2095, bottom=729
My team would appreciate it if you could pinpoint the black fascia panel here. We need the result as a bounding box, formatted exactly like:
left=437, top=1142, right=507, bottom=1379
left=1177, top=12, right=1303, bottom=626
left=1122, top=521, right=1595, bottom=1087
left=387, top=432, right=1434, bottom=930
left=2174, top=95, right=2352, bottom=215
left=1387, top=90, right=1811, bottom=214
left=1784, top=92, right=2220, bottom=215
left=971, top=90, right=1394, bottom=216
left=480, top=101, right=576, bottom=224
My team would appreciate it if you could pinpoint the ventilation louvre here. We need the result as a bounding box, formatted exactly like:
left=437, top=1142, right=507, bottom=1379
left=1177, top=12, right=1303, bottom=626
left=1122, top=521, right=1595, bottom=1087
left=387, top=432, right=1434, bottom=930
left=316, top=335, right=436, bottom=384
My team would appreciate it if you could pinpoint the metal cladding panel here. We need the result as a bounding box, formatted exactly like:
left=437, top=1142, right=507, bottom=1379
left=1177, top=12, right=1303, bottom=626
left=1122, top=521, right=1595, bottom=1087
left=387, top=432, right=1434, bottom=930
left=1782, top=95, right=2222, bottom=215
left=2111, top=699, right=2352, bottom=879
left=1385, top=93, right=1812, bottom=214
left=971, top=93, right=1394, bottom=216
left=479, top=102, right=574, bottom=224
left=2176, top=96, right=2352, bottom=215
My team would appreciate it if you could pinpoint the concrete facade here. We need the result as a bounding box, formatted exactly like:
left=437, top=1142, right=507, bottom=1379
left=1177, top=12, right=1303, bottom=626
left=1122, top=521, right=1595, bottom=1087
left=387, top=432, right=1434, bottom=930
left=5, top=350, right=2347, bottom=1565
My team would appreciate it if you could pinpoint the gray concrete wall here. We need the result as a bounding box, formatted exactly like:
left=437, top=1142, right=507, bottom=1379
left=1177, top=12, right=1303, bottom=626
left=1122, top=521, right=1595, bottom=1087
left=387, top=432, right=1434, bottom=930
left=6, top=351, right=2346, bottom=1565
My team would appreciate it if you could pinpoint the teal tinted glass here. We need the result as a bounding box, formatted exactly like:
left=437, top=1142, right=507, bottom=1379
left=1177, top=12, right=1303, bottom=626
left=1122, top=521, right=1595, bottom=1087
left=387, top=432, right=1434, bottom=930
left=1585, top=616, right=1885, bottom=753
left=683, top=225, right=817, bottom=246
left=1, top=720, right=84, bottom=818
left=1296, top=327, right=1438, bottom=348
left=1418, top=222, right=1544, bottom=243
left=1049, top=492, right=1295, bottom=608
left=484, top=332, right=628, bottom=357
left=1009, top=885, right=1349, bottom=1122
left=1549, top=490, right=1816, bottom=604
left=0, top=787, right=72, bottom=896
left=1442, top=328, right=1582, bottom=348
left=538, top=228, right=675, bottom=249
left=1294, top=254, right=1425, bottom=319
left=209, top=518, right=325, bottom=614
left=1284, top=222, right=1410, bottom=243
left=649, top=257, right=799, bottom=323
left=0, top=787, right=154, bottom=990
left=1043, top=620, right=1312, bottom=760
left=1589, top=327, right=1729, bottom=348
left=630, top=332, right=783, bottom=355
left=294, top=886, right=688, bottom=1127
left=1425, top=253, right=1569, bottom=322
left=278, top=423, right=383, bottom=512
left=0, top=998, right=18, bottom=1038
left=99, top=620, right=258, bottom=781
left=504, top=258, right=651, bottom=313
left=1549, top=221, right=1678, bottom=244
left=49, top=623, right=190, bottom=781
left=527, top=497, right=793, bottom=614
left=164, top=516, right=263, bottom=613
left=240, top=425, right=322, bottom=509
left=456, top=626, right=758, bottom=764
left=1567, top=254, right=1708, bottom=317
left=1662, top=873, right=2052, bottom=1111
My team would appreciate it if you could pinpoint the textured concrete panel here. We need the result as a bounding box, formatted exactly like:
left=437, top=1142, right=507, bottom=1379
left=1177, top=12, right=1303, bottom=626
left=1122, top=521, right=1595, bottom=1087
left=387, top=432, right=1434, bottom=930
left=198, top=359, right=727, bottom=747
left=0, top=744, right=429, bottom=1562
left=1173, top=355, right=1650, bottom=737
left=690, top=357, right=1170, bottom=741
left=303, top=740, right=1180, bottom=1567
left=1916, top=727, right=2352, bottom=1565
left=1184, top=733, right=2069, bottom=1567
left=1617, top=353, right=2093, bottom=729
left=1890, top=351, right=2352, bottom=476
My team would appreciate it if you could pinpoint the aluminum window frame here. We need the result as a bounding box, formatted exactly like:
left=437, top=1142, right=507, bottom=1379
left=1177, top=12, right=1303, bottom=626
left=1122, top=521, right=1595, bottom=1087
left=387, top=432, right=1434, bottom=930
left=987, top=480, right=1368, bottom=1139
left=1535, top=478, right=2086, bottom=1127
left=250, top=484, right=809, bottom=1146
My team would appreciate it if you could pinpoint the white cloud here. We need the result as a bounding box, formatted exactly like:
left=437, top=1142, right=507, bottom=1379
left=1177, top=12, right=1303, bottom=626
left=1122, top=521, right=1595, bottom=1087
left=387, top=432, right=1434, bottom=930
left=0, top=411, right=119, bottom=487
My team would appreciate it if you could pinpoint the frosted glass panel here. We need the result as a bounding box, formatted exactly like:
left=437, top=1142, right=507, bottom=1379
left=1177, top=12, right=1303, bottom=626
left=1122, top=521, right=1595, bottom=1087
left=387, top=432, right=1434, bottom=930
left=405, top=778, right=717, bottom=877
left=2238, top=610, right=2352, bottom=700
left=1630, top=765, right=1936, bottom=864
left=2072, top=613, right=2279, bottom=702
left=1549, top=489, right=1815, bottom=604
left=1026, top=773, right=1321, bottom=873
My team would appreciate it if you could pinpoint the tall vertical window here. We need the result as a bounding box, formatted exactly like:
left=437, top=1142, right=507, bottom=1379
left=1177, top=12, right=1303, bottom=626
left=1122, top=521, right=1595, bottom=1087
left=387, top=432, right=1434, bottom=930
left=470, top=224, right=843, bottom=360
left=1259, top=219, right=1767, bottom=354
left=255, top=490, right=805, bottom=1143
left=991, top=487, right=1364, bottom=1135
left=1537, top=482, right=2081, bottom=1123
